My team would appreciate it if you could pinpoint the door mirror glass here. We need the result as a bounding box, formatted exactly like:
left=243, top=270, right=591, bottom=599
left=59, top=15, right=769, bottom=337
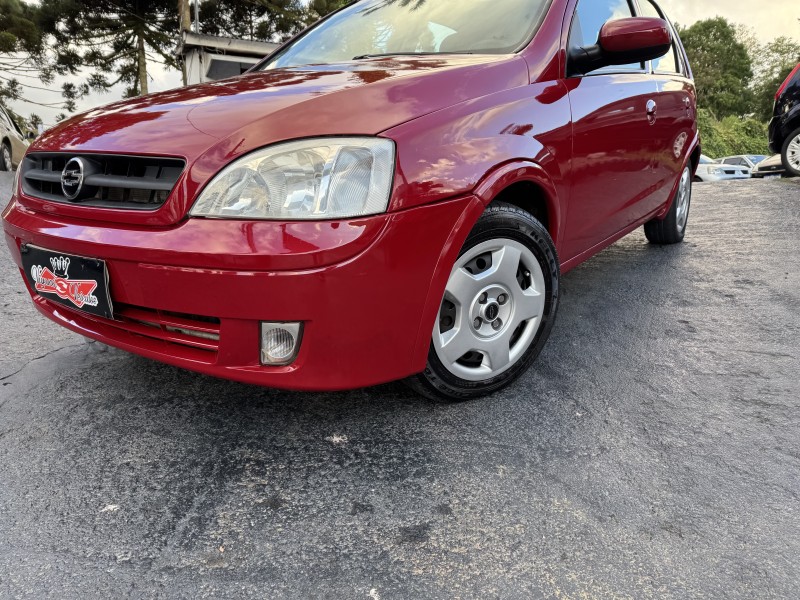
left=570, top=17, right=671, bottom=76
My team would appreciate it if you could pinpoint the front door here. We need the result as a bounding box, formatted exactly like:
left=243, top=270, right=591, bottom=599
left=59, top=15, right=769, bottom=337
left=562, top=0, right=659, bottom=262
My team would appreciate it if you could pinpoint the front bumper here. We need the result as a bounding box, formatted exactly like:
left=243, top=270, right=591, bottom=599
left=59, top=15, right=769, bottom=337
left=3, top=194, right=484, bottom=390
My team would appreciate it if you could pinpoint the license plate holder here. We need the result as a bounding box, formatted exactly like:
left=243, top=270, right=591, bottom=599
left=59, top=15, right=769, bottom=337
left=21, top=245, right=114, bottom=319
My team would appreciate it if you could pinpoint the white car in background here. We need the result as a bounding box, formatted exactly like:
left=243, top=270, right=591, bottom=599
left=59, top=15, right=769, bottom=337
left=694, top=155, right=750, bottom=182
left=0, top=107, right=30, bottom=172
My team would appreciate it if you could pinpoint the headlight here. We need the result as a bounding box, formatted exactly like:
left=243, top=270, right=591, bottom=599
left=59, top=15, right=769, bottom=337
left=190, top=137, right=395, bottom=220
left=708, top=167, right=724, bottom=175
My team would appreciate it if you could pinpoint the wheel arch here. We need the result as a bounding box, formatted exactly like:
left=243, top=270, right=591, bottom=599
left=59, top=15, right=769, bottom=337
left=472, top=160, right=563, bottom=247
left=409, top=160, right=563, bottom=374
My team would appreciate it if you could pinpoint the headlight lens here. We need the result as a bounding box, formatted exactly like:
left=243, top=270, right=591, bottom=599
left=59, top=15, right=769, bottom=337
left=708, top=167, right=724, bottom=175
left=190, top=137, right=395, bottom=220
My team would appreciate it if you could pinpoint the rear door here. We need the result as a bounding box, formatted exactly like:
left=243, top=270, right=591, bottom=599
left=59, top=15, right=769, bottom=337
left=635, top=0, right=696, bottom=213
left=563, top=0, right=659, bottom=262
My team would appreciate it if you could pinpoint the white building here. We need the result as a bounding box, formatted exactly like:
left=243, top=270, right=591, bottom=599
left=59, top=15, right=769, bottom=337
left=178, top=31, right=278, bottom=84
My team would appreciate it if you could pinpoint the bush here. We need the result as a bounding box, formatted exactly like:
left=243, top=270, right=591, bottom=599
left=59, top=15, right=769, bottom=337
left=697, top=108, right=771, bottom=159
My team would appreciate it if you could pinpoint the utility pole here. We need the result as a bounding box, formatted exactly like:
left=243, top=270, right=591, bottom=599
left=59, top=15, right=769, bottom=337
left=178, top=0, right=191, bottom=85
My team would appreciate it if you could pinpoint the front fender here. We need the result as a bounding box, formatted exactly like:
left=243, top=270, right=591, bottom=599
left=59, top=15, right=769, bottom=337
left=382, top=80, right=573, bottom=214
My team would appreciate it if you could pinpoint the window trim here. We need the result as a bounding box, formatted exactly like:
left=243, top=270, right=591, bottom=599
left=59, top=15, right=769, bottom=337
left=632, top=0, right=685, bottom=76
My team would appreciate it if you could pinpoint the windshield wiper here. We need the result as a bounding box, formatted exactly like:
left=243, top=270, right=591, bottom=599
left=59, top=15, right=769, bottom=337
left=352, top=51, right=472, bottom=60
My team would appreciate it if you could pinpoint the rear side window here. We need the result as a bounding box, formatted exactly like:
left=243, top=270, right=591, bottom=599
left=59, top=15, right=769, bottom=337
left=637, top=0, right=680, bottom=74
left=569, top=0, right=642, bottom=73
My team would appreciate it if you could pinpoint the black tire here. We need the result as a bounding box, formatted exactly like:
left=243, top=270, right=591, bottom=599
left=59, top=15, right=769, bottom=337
left=644, top=166, right=692, bottom=245
left=405, top=202, right=560, bottom=402
left=781, top=127, right=800, bottom=178
left=0, top=143, right=10, bottom=172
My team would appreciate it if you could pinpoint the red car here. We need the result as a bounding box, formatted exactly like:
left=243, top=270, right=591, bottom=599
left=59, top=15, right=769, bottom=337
left=2, top=0, right=698, bottom=401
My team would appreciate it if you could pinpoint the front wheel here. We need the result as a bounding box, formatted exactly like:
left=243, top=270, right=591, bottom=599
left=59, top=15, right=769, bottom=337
left=405, top=202, right=559, bottom=402
left=644, top=166, right=692, bottom=245
left=781, top=127, right=800, bottom=177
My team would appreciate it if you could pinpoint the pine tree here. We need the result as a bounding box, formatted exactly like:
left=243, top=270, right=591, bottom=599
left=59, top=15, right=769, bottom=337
left=0, top=0, right=84, bottom=110
left=39, top=0, right=180, bottom=97
left=199, top=0, right=305, bottom=42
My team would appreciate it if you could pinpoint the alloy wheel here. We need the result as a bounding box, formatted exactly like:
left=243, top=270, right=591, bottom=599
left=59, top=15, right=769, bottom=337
left=787, top=134, right=800, bottom=172
left=675, top=167, right=691, bottom=232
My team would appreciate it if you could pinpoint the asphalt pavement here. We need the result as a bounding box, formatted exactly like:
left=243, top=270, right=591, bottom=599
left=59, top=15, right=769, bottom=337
left=1, top=172, right=799, bottom=599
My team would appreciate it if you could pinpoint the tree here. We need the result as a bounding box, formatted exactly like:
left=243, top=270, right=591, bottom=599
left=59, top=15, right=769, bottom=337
left=199, top=0, right=305, bottom=42
left=0, top=0, right=85, bottom=110
left=28, top=112, right=42, bottom=131
left=39, top=0, right=180, bottom=97
left=750, top=37, right=800, bottom=120
left=678, top=18, right=754, bottom=119
left=306, top=0, right=350, bottom=22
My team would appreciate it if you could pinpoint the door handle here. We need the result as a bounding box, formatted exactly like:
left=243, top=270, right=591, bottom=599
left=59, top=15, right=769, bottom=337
left=646, top=99, right=657, bottom=124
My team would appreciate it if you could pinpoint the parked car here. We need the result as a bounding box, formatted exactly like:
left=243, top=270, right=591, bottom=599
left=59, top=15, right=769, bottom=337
left=694, top=155, right=749, bottom=182
left=769, top=62, right=800, bottom=177
left=718, top=155, right=767, bottom=170
left=751, top=154, right=787, bottom=178
left=2, top=0, right=698, bottom=401
left=0, top=106, right=29, bottom=171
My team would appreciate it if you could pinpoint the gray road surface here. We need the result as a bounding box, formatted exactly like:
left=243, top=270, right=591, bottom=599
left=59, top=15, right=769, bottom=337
left=1, top=172, right=799, bottom=598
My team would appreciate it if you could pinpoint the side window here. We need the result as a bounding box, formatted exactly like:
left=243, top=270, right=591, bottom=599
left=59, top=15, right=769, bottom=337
left=638, top=0, right=680, bottom=74
left=569, top=0, right=643, bottom=74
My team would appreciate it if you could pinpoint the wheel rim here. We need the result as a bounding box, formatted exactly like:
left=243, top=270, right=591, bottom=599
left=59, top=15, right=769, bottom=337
left=788, top=134, right=800, bottom=171
left=2, top=146, right=10, bottom=170
left=433, top=238, right=546, bottom=382
left=675, top=167, right=691, bottom=232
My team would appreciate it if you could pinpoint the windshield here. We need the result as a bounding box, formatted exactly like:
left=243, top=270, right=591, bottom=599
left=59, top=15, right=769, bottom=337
left=699, top=155, right=714, bottom=164
left=259, top=0, right=550, bottom=70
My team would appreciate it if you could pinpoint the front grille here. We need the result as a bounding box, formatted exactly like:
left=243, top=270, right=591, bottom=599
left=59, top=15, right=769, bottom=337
left=21, top=153, right=185, bottom=210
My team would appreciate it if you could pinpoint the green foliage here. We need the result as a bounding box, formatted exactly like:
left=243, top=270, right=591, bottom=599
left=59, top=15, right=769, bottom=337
left=697, top=108, right=770, bottom=159
left=0, top=0, right=42, bottom=54
left=0, top=0, right=87, bottom=110
left=750, top=37, right=800, bottom=120
left=199, top=0, right=305, bottom=42
left=678, top=18, right=754, bottom=119
left=307, top=0, right=351, bottom=22
left=39, top=0, right=180, bottom=97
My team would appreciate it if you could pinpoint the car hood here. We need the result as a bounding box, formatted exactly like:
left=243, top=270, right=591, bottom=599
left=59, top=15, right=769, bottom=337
left=32, top=55, right=528, bottom=160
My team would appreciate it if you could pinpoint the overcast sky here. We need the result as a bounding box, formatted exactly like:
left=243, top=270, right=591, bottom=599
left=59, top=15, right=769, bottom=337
left=9, top=0, right=800, bottom=127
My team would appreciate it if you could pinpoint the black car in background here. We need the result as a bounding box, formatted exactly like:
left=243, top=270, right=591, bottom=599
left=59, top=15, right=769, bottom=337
left=769, top=63, right=800, bottom=177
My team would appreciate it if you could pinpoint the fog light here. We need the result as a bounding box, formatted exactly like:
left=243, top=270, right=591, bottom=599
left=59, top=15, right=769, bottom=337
left=260, top=322, right=303, bottom=365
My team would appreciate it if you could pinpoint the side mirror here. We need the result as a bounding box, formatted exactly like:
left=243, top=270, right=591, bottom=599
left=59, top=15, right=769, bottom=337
left=570, top=17, right=672, bottom=76
left=26, top=132, right=36, bottom=141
